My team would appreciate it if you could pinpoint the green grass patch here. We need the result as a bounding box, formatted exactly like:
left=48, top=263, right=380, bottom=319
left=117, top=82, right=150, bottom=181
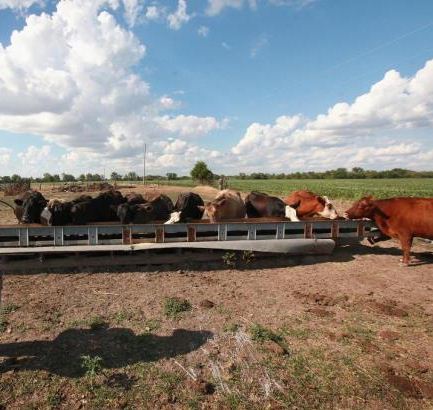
left=163, top=297, right=192, bottom=319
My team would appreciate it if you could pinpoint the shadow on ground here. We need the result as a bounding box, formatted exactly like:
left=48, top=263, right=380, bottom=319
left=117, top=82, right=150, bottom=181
left=2, top=240, right=432, bottom=275
left=0, top=327, right=212, bottom=377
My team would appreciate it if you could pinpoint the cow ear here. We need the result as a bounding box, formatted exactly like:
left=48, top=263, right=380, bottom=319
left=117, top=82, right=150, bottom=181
left=14, top=199, right=23, bottom=206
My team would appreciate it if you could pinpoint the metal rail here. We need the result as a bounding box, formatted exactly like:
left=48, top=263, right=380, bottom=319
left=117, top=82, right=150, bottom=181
left=0, top=219, right=376, bottom=251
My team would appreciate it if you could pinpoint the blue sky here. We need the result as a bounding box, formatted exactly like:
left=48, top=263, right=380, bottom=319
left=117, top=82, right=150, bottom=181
left=1, top=0, right=433, bottom=176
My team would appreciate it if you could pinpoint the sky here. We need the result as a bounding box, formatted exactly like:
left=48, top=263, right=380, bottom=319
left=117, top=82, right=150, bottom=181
left=0, top=0, right=433, bottom=177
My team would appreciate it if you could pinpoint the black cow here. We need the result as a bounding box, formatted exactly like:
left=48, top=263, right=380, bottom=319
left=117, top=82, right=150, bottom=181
left=41, top=195, right=92, bottom=226
left=14, top=190, right=47, bottom=224
left=164, top=192, right=204, bottom=224
left=70, top=190, right=125, bottom=225
left=117, top=194, right=173, bottom=224
left=245, top=191, right=287, bottom=218
left=124, top=193, right=146, bottom=204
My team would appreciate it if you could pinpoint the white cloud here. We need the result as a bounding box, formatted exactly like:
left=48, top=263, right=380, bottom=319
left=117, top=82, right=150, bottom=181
left=221, top=41, right=231, bottom=50
left=0, top=0, right=43, bottom=10
left=198, top=25, right=210, bottom=37
left=206, top=0, right=311, bottom=16
left=232, top=59, right=433, bottom=171
left=145, top=5, right=161, bottom=20
left=0, top=148, right=11, bottom=166
left=206, top=0, right=244, bottom=16
left=155, top=115, right=226, bottom=139
left=122, top=0, right=143, bottom=27
left=18, top=145, right=51, bottom=165
left=167, top=0, right=192, bottom=30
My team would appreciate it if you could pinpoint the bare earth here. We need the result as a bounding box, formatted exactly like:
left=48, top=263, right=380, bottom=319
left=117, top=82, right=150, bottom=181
left=0, top=185, right=433, bottom=408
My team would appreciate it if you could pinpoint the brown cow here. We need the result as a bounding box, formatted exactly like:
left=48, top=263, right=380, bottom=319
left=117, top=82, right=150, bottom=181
left=198, top=189, right=246, bottom=223
left=345, top=196, right=433, bottom=265
left=283, top=190, right=338, bottom=219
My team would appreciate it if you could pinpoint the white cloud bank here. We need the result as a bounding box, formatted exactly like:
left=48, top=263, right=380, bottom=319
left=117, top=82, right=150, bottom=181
left=0, top=0, right=43, bottom=10
left=232, top=59, right=433, bottom=171
left=0, top=0, right=224, bottom=175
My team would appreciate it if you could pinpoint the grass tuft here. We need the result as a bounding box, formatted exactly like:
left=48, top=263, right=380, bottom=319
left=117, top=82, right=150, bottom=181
left=163, top=297, right=192, bottom=319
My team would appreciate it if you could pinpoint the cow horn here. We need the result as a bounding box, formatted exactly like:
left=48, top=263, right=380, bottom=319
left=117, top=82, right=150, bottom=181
left=0, top=199, right=15, bottom=211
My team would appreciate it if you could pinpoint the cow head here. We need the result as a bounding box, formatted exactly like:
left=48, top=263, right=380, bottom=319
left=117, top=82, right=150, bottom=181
left=198, top=199, right=226, bottom=223
left=15, top=191, right=47, bottom=224
left=344, top=196, right=376, bottom=220
left=164, top=211, right=182, bottom=224
left=317, top=196, right=339, bottom=219
left=117, top=203, right=153, bottom=224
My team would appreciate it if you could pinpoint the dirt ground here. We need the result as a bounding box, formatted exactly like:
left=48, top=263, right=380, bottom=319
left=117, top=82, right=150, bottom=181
left=1, top=185, right=433, bottom=408
left=0, top=238, right=433, bottom=409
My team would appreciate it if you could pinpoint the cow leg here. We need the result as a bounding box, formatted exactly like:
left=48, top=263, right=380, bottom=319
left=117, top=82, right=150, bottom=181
left=399, top=235, right=413, bottom=265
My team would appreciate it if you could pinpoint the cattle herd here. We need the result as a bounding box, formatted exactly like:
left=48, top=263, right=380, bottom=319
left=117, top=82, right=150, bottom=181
left=4, top=189, right=339, bottom=226
left=1, top=188, right=433, bottom=265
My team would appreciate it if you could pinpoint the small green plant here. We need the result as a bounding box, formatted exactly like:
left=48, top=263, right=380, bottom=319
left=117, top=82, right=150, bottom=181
left=0, top=303, right=19, bottom=315
left=113, top=310, right=133, bottom=324
left=81, top=355, right=103, bottom=378
left=88, top=316, right=107, bottom=330
left=250, top=323, right=284, bottom=344
left=222, top=251, right=236, bottom=268
left=47, top=390, right=63, bottom=408
left=223, top=322, right=240, bottom=333
left=144, top=318, right=161, bottom=333
left=242, top=250, right=255, bottom=264
left=163, top=297, right=192, bottom=319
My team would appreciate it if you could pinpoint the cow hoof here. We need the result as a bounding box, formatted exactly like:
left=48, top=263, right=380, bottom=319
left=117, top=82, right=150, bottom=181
left=398, top=262, right=409, bottom=267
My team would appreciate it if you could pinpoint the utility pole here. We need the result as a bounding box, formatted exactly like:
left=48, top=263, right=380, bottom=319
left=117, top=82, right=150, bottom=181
left=143, top=143, right=147, bottom=185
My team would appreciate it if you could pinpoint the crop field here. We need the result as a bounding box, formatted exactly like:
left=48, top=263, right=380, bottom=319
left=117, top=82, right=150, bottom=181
left=146, top=178, right=433, bottom=199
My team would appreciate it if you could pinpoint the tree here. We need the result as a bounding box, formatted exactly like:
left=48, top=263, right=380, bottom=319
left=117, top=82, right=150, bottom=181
left=166, top=172, right=177, bottom=180
left=124, top=171, right=139, bottom=181
left=62, top=173, right=75, bottom=182
left=111, top=172, right=122, bottom=181
left=11, top=174, right=22, bottom=183
left=190, top=161, right=213, bottom=184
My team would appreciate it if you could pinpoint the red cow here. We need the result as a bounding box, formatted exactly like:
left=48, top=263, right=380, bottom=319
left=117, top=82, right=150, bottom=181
left=283, top=190, right=338, bottom=219
left=345, top=196, right=433, bottom=265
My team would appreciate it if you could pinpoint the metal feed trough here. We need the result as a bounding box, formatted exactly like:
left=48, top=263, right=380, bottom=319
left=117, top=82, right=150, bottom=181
left=0, top=219, right=379, bottom=306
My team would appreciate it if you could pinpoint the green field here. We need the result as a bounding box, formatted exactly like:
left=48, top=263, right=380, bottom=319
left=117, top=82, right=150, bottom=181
left=147, top=178, right=433, bottom=199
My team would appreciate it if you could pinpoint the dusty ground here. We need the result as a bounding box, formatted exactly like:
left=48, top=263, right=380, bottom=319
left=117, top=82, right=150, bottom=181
left=1, top=185, right=433, bottom=408
left=1, top=238, right=433, bottom=409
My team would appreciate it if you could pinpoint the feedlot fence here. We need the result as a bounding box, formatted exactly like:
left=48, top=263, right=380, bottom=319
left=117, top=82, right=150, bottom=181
left=0, top=219, right=377, bottom=251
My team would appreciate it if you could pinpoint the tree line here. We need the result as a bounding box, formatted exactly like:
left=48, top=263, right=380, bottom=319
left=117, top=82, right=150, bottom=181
left=1, top=165, right=433, bottom=185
